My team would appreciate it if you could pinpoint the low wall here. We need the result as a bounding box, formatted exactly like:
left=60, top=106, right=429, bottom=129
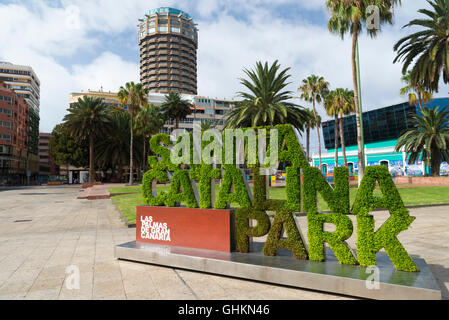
left=82, top=182, right=102, bottom=189
left=396, top=176, right=449, bottom=186
left=48, top=181, right=63, bottom=186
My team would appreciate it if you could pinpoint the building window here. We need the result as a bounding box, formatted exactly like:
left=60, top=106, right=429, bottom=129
left=0, top=121, right=11, bottom=129
left=158, top=26, right=168, bottom=32
left=149, top=27, right=156, bottom=34
left=170, top=27, right=180, bottom=33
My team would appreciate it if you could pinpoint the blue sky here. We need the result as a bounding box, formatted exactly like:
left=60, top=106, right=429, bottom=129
left=0, top=0, right=442, bottom=154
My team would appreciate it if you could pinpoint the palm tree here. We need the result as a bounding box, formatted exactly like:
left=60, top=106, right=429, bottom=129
left=225, top=61, right=308, bottom=130
left=394, top=0, right=449, bottom=92
left=400, top=71, right=433, bottom=110
left=118, top=82, right=148, bottom=185
left=304, top=109, right=321, bottom=163
left=160, top=92, right=193, bottom=132
left=299, top=75, right=330, bottom=171
left=200, top=120, right=215, bottom=131
left=338, top=89, right=355, bottom=167
left=96, top=112, right=142, bottom=182
left=327, top=0, right=401, bottom=180
left=324, top=90, right=340, bottom=168
left=395, top=106, right=449, bottom=177
left=63, top=96, right=111, bottom=183
left=135, top=104, right=164, bottom=173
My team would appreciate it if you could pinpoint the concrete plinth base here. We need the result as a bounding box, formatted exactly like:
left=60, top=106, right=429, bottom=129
left=115, top=241, right=441, bottom=300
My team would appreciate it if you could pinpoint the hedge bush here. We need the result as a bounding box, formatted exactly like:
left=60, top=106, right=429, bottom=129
left=190, top=132, right=222, bottom=209
left=351, top=166, right=419, bottom=272
left=235, top=207, right=271, bottom=253
left=164, top=169, right=198, bottom=208
left=215, top=165, right=251, bottom=209
left=142, top=169, right=169, bottom=206
left=275, top=125, right=309, bottom=212
left=303, top=166, right=357, bottom=265
left=143, top=133, right=199, bottom=208
left=263, top=205, right=309, bottom=260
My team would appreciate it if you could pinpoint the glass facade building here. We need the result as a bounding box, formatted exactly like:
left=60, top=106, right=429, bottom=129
left=314, top=97, right=449, bottom=177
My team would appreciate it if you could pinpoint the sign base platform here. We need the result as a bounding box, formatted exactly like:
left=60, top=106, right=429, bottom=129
left=115, top=241, right=441, bottom=300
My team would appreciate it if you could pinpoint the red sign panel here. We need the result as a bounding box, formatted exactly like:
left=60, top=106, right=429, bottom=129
left=136, top=206, right=234, bottom=253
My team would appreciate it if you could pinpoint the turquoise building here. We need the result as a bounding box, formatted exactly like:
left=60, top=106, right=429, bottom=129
left=312, top=97, right=449, bottom=177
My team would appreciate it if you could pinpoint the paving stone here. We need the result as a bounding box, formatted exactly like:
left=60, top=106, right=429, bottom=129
left=0, top=186, right=448, bottom=300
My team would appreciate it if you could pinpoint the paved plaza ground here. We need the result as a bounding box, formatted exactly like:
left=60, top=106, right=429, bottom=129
left=0, top=185, right=448, bottom=300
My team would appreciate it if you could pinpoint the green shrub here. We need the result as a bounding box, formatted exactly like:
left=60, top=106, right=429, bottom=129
left=275, top=125, right=309, bottom=212
left=143, top=133, right=199, bottom=208
left=190, top=132, right=222, bottom=209
left=263, top=205, right=308, bottom=260
left=351, top=166, right=419, bottom=272
left=148, top=133, right=178, bottom=171
left=164, top=169, right=198, bottom=208
left=215, top=165, right=251, bottom=209
left=142, top=169, right=169, bottom=206
left=303, top=166, right=357, bottom=265
left=235, top=208, right=271, bottom=253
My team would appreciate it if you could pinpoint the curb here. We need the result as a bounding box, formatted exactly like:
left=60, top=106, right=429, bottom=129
left=110, top=199, right=136, bottom=228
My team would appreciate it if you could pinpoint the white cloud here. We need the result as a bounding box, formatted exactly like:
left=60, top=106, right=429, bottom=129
left=0, top=0, right=443, bottom=153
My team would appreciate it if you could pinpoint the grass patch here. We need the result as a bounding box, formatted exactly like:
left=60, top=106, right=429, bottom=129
left=111, top=193, right=144, bottom=224
left=111, top=185, right=449, bottom=225
left=108, top=186, right=142, bottom=194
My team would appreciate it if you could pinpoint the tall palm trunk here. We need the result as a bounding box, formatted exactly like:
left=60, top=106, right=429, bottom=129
left=89, top=135, right=95, bottom=183
left=334, top=114, right=339, bottom=168
left=417, top=91, right=424, bottom=111
left=339, top=116, right=348, bottom=167
left=306, top=127, right=310, bottom=163
left=351, top=25, right=365, bottom=183
left=129, top=115, right=134, bottom=185
left=431, top=149, right=442, bottom=177
left=313, top=100, right=322, bottom=171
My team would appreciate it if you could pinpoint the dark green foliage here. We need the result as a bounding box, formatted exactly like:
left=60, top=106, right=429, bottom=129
left=394, top=0, right=449, bottom=92
left=49, top=123, right=89, bottom=169
left=143, top=133, right=198, bottom=208
left=276, top=125, right=309, bottom=212
left=352, top=166, right=419, bottom=272
left=142, top=169, right=169, bottom=206
left=164, top=170, right=198, bottom=208
left=215, top=165, right=251, bottom=209
left=303, top=166, right=350, bottom=214
left=304, top=166, right=357, bottom=265
left=224, top=61, right=308, bottom=130
left=285, top=166, right=301, bottom=212
left=263, top=206, right=308, bottom=260
left=395, top=106, right=449, bottom=177
left=235, top=208, right=271, bottom=253
left=160, top=92, right=193, bottom=130
left=28, top=108, right=40, bottom=156
left=63, top=96, right=112, bottom=183
left=95, top=112, right=143, bottom=174
left=307, top=213, right=357, bottom=265
left=190, top=131, right=222, bottom=209
left=148, top=133, right=178, bottom=171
